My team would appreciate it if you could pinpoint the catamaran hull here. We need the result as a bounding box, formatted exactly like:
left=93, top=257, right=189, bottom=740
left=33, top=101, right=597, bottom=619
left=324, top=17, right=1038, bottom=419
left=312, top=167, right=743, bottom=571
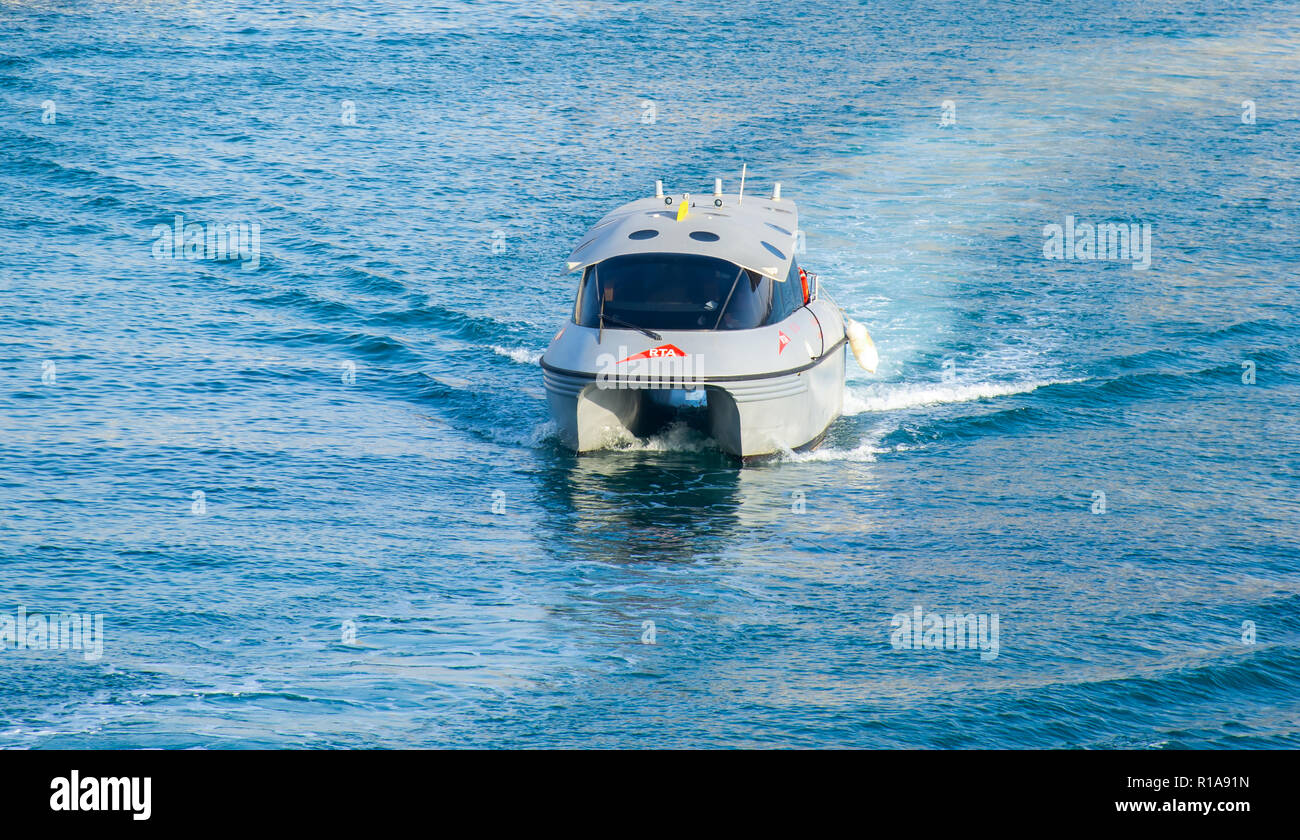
left=542, top=341, right=845, bottom=458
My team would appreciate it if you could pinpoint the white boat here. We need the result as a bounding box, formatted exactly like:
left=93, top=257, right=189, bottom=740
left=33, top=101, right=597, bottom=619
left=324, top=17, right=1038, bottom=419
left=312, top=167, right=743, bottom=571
left=540, top=177, right=877, bottom=458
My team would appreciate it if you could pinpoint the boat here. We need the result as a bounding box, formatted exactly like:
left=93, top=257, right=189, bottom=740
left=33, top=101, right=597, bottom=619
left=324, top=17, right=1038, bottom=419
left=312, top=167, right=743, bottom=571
left=540, top=176, right=877, bottom=458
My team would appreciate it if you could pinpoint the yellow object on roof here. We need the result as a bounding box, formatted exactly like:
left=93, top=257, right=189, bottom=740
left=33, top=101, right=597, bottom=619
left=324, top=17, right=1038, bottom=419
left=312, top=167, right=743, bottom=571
left=563, top=184, right=800, bottom=282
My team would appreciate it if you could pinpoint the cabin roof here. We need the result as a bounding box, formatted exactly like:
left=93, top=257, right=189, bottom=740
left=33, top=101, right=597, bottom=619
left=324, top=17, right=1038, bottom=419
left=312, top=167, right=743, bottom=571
left=564, top=192, right=800, bottom=281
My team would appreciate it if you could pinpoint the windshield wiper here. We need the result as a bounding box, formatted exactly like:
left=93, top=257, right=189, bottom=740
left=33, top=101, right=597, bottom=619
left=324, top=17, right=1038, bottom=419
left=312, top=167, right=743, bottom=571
left=600, top=313, right=661, bottom=341
left=712, top=267, right=745, bottom=331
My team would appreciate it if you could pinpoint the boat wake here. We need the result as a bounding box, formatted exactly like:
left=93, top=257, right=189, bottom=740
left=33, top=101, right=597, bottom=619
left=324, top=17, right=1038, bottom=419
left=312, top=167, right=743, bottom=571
left=843, top=378, right=1083, bottom=414
left=779, top=437, right=891, bottom=463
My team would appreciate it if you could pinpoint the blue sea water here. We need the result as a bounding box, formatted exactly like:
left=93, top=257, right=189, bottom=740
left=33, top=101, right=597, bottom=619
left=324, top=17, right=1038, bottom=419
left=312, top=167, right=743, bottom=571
left=1, top=0, right=1298, bottom=748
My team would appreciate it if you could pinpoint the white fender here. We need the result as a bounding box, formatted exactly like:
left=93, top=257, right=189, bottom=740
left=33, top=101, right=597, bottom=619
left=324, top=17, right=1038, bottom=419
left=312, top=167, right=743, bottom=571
left=846, top=319, right=878, bottom=373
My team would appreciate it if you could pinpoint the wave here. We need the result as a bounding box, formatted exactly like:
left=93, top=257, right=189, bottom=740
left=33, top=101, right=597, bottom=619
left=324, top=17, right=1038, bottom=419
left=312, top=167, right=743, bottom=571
left=491, top=345, right=543, bottom=365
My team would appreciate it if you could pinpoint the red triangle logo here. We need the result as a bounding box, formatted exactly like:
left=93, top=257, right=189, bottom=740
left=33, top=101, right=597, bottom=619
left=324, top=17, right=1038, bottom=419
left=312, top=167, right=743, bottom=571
left=618, top=343, right=687, bottom=364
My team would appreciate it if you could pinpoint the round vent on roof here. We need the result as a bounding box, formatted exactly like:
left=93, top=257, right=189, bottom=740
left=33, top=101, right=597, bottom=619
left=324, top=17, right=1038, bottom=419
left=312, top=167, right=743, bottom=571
left=628, top=229, right=659, bottom=240
left=689, top=231, right=720, bottom=242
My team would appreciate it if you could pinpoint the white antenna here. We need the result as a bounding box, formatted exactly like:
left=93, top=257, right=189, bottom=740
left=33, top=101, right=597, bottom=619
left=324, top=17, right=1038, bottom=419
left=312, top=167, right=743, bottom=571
left=655, top=180, right=663, bottom=198
left=738, top=163, right=747, bottom=205
left=772, top=182, right=781, bottom=201
left=714, top=178, right=722, bottom=196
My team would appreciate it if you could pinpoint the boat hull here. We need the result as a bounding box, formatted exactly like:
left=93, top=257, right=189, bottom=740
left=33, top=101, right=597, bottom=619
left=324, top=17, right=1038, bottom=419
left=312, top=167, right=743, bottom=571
left=542, top=338, right=845, bottom=458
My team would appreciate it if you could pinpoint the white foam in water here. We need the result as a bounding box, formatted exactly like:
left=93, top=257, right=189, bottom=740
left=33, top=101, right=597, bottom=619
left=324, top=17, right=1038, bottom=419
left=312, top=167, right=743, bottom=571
left=630, top=421, right=717, bottom=452
left=526, top=420, right=558, bottom=446
left=842, top=378, right=1081, bottom=414
left=780, top=437, right=888, bottom=463
left=492, top=345, right=543, bottom=365
left=569, top=421, right=715, bottom=453
left=508, top=419, right=558, bottom=448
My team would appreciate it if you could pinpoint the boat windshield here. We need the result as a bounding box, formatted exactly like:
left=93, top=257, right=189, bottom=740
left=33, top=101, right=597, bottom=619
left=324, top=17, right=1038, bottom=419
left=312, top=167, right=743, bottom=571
left=573, top=253, right=772, bottom=331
